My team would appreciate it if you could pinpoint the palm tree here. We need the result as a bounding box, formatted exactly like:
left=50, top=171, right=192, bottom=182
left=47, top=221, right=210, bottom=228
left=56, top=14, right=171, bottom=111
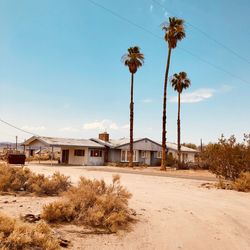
left=171, top=71, right=191, bottom=167
left=161, top=17, right=185, bottom=170
left=122, top=46, right=144, bottom=167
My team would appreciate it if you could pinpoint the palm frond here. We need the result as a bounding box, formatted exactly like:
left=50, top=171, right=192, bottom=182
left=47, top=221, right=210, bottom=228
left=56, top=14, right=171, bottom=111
left=121, top=46, right=144, bottom=73
left=171, top=71, right=191, bottom=93
left=162, top=17, right=186, bottom=48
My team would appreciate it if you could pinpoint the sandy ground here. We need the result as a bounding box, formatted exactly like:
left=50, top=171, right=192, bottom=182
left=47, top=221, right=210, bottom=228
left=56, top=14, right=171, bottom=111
left=1, top=164, right=250, bottom=250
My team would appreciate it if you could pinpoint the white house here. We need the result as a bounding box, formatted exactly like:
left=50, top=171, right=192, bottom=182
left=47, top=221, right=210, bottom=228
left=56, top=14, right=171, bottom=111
left=166, top=142, right=197, bottom=163
left=23, top=136, right=105, bottom=166
left=92, top=132, right=198, bottom=165
left=23, top=133, right=198, bottom=166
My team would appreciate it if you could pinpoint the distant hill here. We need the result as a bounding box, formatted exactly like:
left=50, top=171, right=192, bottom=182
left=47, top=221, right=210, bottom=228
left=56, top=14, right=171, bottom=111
left=0, top=142, right=23, bottom=150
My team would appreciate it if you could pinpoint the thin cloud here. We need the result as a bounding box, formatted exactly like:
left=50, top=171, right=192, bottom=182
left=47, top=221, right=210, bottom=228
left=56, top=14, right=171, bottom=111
left=169, top=88, right=215, bottom=103
left=83, top=119, right=119, bottom=130
left=149, top=4, right=154, bottom=12
left=121, top=124, right=129, bottom=129
left=141, top=98, right=153, bottom=103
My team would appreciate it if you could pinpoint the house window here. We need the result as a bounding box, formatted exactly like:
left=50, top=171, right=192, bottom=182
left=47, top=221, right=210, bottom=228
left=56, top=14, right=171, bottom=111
left=74, top=149, right=85, bottom=156
left=133, top=150, right=138, bottom=162
left=182, top=153, right=188, bottom=162
left=157, top=151, right=162, bottom=159
left=121, top=150, right=138, bottom=162
left=121, top=150, right=126, bottom=162
left=141, top=151, right=146, bottom=158
left=90, top=149, right=102, bottom=157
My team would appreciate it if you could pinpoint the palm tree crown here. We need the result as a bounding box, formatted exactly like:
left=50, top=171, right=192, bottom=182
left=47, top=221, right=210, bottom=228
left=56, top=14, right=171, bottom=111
left=122, top=46, right=144, bottom=74
left=171, top=72, right=191, bottom=93
left=162, top=17, right=185, bottom=49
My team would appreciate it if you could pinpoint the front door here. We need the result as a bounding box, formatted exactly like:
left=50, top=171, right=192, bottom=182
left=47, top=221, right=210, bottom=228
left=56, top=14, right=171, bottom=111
left=145, top=151, right=151, bottom=165
left=62, top=149, right=69, bottom=164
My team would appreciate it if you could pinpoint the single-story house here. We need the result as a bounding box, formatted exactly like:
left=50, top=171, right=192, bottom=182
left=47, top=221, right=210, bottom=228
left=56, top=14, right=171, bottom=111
left=23, top=136, right=105, bottom=166
left=23, top=133, right=198, bottom=166
left=91, top=133, right=163, bottom=166
left=166, top=142, right=197, bottom=163
left=91, top=132, right=198, bottom=165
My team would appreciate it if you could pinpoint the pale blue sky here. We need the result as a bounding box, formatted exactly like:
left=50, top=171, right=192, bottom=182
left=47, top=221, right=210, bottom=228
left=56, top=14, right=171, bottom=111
left=0, top=0, right=249, bottom=144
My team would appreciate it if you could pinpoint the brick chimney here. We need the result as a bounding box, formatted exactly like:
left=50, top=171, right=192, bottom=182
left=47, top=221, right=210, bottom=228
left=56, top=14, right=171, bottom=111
left=99, top=132, right=109, bottom=142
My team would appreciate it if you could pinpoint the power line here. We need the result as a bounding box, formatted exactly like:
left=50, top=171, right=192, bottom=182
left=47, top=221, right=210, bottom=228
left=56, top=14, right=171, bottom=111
left=179, top=47, right=250, bottom=85
left=151, top=0, right=250, bottom=65
left=86, top=0, right=250, bottom=85
left=0, top=118, right=38, bottom=137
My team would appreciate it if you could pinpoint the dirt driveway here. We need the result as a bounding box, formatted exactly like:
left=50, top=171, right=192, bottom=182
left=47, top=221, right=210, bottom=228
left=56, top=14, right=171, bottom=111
left=1, top=164, right=250, bottom=250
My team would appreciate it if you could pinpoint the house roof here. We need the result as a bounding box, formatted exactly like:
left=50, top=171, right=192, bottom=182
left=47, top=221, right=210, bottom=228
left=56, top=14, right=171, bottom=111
left=23, top=136, right=104, bottom=148
left=92, top=137, right=198, bottom=153
left=91, top=137, right=140, bottom=148
left=92, top=137, right=158, bottom=148
left=166, top=142, right=198, bottom=153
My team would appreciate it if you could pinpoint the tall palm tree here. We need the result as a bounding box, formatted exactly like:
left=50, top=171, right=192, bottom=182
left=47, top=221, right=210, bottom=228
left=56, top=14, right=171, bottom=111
left=161, top=17, right=185, bottom=170
left=122, top=46, right=144, bottom=167
left=171, top=71, right=191, bottom=167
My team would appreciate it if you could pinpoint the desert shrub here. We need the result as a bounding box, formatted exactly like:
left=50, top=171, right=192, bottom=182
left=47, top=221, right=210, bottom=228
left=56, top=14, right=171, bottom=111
left=166, top=153, right=176, bottom=167
left=26, top=172, right=71, bottom=196
left=215, top=178, right=232, bottom=190
left=0, top=213, right=60, bottom=250
left=0, top=164, right=32, bottom=192
left=233, top=172, right=250, bottom=192
left=42, top=175, right=134, bottom=233
left=41, top=201, right=76, bottom=223
left=0, top=164, right=71, bottom=196
left=201, top=134, right=250, bottom=180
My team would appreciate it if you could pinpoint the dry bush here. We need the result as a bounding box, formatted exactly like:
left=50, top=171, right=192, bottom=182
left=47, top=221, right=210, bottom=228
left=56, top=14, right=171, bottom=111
left=26, top=172, right=71, bottom=196
left=0, top=164, right=71, bottom=196
left=0, top=164, right=31, bottom=192
left=233, top=172, right=250, bottom=192
left=201, top=134, right=250, bottom=180
left=0, top=213, right=60, bottom=250
left=215, top=178, right=232, bottom=190
left=42, top=175, right=134, bottom=233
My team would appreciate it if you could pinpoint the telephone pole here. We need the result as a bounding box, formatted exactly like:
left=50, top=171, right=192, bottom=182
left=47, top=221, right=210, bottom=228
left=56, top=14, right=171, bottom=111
left=15, top=136, right=18, bottom=152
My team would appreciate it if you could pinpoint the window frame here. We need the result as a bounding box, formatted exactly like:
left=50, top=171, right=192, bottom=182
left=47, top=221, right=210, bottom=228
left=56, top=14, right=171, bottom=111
left=74, top=149, right=85, bottom=157
left=156, top=151, right=162, bottom=159
left=90, top=149, right=103, bottom=157
left=141, top=150, right=146, bottom=158
left=121, top=150, right=138, bottom=162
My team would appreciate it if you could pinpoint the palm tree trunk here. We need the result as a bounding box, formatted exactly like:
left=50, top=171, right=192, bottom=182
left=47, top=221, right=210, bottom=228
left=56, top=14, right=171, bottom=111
left=177, top=92, right=181, bottom=168
left=161, top=47, right=172, bottom=170
left=129, top=73, right=134, bottom=168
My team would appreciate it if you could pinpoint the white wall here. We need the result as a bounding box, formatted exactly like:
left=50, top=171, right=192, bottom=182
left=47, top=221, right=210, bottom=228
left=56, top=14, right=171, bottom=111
left=61, top=147, right=104, bottom=166
left=27, top=139, right=48, bottom=148
left=61, top=147, right=88, bottom=165
left=118, top=139, right=162, bottom=151
left=168, top=149, right=195, bottom=163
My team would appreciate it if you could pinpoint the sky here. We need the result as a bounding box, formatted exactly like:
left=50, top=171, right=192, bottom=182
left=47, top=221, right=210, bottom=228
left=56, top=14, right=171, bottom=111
left=0, top=0, right=250, bottom=145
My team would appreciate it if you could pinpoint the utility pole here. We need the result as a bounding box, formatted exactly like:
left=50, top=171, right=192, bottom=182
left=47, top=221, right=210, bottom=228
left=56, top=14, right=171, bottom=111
left=15, top=136, right=18, bottom=152
left=200, top=138, right=203, bottom=152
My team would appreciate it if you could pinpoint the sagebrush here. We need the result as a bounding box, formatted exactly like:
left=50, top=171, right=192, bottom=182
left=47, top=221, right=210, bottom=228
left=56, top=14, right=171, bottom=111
left=0, top=164, right=71, bottom=196
left=0, top=213, right=60, bottom=250
left=42, top=175, right=134, bottom=232
left=201, top=134, right=250, bottom=180
left=233, top=172, right=250, bottom=192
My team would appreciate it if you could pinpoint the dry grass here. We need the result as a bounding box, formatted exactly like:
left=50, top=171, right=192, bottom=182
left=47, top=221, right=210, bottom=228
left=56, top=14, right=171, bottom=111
left=0, top=213, right=60, bottom=250
left=0, top=163, right=71, bottom=196
left=42, top=175, right=134, bottom=233
left=233, top=172, right=250, bottom=192
left=215, top=172, right=250, bottom=192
